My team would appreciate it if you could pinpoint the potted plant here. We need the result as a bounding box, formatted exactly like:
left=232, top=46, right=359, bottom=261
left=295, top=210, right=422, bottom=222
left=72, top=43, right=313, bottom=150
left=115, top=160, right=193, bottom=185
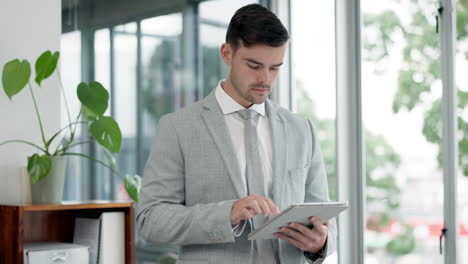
left=0, top=50, right=141, bottom=204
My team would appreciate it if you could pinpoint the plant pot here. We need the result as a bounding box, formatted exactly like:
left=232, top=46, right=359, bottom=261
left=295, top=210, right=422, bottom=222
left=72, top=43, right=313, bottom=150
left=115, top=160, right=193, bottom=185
left=30, top=155, right=67, bottom=204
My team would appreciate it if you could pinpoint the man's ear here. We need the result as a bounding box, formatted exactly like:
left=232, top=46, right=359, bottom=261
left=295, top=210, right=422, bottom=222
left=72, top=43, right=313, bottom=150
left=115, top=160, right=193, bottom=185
left=220, top=43, right=232, bottom=65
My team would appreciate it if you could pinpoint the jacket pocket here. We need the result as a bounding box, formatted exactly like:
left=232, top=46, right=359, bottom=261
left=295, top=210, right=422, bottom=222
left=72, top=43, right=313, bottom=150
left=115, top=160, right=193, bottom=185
left=285, top=167, right=309, bottom=203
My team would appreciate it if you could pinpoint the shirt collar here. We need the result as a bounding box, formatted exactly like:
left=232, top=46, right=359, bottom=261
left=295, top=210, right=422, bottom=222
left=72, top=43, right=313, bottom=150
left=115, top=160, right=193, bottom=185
left=214, top=80, right=266, bottom=116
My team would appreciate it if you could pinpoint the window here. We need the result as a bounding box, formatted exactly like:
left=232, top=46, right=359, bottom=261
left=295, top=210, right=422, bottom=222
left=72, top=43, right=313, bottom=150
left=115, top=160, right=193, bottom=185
left=61, top=31, right=84, bottom=201
left=111, top=16, right=185, bottom=262
left=457, top=1, right=468, bottom=263
left=362, top=1, right=444, bottom=263
left=141, top=14, right=183, bottom=166
left=290, top=1, right=337, bottom=263
left=94, top=28, right=113, bottom=199
left=113, top=22, right=138, bottom=191
left=199, top=0, right=258, bottom=97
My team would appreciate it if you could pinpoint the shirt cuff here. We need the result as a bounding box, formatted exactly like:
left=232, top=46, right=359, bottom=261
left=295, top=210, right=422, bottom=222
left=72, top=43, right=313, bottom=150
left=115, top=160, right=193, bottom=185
left=303, top=238, right=328, bottom=264
left=231, top=220, right=248, bottom=237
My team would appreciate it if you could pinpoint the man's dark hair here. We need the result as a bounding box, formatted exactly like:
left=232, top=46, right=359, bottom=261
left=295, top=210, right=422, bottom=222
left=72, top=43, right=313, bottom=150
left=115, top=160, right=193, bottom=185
left=226, top=4, right=289, bottom=51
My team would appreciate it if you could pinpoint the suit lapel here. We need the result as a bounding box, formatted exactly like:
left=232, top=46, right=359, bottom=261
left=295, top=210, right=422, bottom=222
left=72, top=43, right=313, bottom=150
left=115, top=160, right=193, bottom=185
left=199, top=93, right=288, bottom=204
left=201, top=93, right=246, bottom=199
left=266, top=100, right=288, bottom=208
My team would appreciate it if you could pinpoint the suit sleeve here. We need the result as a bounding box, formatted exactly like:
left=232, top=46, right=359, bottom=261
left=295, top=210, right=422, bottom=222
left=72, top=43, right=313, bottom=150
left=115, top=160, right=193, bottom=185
left=137, top=115, right=236, bottom=246
left=304, top=119, right=337, bottom=260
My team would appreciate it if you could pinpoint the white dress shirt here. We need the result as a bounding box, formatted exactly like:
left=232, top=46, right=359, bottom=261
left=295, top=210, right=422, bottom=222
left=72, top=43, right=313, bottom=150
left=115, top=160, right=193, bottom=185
left=215, top=80, right=273, bottom=198
left=215, top=80, right=278, bottom=264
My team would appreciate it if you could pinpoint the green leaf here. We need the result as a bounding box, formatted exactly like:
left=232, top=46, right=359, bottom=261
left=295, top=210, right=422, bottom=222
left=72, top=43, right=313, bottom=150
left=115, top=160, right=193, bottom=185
left=124, top=174, right=142, bottom=202
left=77, top=81, right=109, bottom=116
left=27, top=154, right=52, bottom=184
left=103, top=148, right=116, bottom=167
left=35, top=51, right=59, bottom=86
left=89, top=116, right=122, bottom=153
left=2, top=59, right=31, bottom=99
left=158, top=255, right=177, bottom=264
left=82, top=105, right=98, bottom=122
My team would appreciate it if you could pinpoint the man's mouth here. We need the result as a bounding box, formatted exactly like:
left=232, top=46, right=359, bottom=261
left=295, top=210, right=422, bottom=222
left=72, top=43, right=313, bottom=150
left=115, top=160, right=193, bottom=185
left=252, top=88, right=269, bottom=94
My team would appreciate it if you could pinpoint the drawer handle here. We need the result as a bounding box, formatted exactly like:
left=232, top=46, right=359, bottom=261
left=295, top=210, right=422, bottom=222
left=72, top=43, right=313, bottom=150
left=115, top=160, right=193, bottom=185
left=52, top=251, right=69, bottom=261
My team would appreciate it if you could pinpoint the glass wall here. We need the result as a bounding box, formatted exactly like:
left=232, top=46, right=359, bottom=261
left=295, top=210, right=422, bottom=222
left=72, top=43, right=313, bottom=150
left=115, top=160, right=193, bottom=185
left=89, top=17, right=185, bottom=262
left=60, top=0, right=465, bottom=263
left=290, top=1, right=336, bottom=263
left=457, top=1, right=468, bottom=263
left=138, top=15, right=185, bottom=262
left=106, top=22, right=138, bottom=201
left=141, top=13, right=183, bottom=175
left=199, top=24, right=227, bottom=98
left=362, top=1, right=444, bottom=263
left=60, top=31, right=84, bottom=201
left=94, top=28, right=113, bottom=199
left=198, top=0, right=258, bottom=98
left=199, top=0, right=256, bottom=23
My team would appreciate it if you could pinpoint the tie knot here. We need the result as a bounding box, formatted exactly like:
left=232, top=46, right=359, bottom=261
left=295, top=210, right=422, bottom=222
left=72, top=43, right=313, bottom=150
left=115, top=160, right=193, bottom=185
left=237, top=109, right=260, bottom=120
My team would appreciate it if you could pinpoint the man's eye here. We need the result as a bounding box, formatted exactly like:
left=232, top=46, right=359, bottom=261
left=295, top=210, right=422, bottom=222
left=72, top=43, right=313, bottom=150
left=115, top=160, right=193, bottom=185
left=248, top=64, right=260, bottom=70
left=270, top=67, right=279, bottom=72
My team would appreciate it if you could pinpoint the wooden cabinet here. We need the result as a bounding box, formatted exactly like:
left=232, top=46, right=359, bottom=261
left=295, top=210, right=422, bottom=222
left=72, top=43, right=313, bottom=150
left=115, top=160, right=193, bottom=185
left=0, top=201, right=135, bottom=264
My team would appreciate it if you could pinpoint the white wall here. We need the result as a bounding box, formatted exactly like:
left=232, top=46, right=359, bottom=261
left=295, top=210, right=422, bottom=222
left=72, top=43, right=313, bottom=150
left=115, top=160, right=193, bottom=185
left=0, top=0, right=61, bottom=204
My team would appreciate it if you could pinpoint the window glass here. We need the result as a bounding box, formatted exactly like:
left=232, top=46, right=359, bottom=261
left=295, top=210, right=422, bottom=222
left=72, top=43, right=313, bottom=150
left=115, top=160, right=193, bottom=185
left=94, top=28, right=113, bottom=199
left=61, top=31, right=83, bottom=201
left=141, top=13, right=183, bottom=155
left=114, top=22, right=138, bottom=200
left=200, top=0, right=257, bottom=24
left=200, top=24, right=227, bottom=97
left=138, top=14, right=184, bottom=263
left=456, top=0, right=468, bottom=263
left=291, top=1, right=337, bottom=263
left=198, top=0, right=257, bottom=97
left=362, top=1, right=444, bottom=263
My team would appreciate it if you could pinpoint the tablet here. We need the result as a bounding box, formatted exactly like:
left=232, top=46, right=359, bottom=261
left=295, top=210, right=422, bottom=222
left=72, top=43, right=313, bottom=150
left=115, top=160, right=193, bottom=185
left=247, top=201, right=349, bottom=240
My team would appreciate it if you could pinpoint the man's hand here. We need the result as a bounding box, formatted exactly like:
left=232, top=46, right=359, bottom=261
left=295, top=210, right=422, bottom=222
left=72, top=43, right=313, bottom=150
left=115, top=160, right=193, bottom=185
left=230, top=194, right=280, bottom=226
left=274, top=216, right=328, bottom=254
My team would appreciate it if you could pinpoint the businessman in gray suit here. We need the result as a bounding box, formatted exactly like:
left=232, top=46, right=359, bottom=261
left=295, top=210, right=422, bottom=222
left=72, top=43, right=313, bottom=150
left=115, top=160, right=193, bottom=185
left=137, top=4, right=336, bottom=264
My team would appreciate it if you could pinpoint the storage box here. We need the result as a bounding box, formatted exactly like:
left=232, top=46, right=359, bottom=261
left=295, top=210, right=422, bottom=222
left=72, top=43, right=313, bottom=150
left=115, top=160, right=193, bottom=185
left=23, top=242, right=89, bottom=264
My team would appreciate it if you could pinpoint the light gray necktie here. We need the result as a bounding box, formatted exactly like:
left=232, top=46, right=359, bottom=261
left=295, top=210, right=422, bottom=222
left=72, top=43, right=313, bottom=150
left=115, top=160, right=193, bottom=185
left=237, top=109, right=278, bottom=264
left=237, top=109, right=265, bottom=205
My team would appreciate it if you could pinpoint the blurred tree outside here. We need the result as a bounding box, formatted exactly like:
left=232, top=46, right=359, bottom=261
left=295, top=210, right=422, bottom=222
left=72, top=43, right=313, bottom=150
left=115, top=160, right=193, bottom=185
left=295, top=0, right=468, bottom=257
left=364, top=0, right=468, bottom=177
left=295, top=80, right=415, bottom=255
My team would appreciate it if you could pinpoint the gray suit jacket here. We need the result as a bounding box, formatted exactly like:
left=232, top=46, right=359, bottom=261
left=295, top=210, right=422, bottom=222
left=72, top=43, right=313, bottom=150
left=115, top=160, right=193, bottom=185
left=137, top=91, right=337, bottom=264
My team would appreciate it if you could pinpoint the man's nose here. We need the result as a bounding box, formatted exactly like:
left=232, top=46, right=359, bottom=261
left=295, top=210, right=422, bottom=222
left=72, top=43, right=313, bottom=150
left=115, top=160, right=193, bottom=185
left=256, top=68, right=270, bottom=85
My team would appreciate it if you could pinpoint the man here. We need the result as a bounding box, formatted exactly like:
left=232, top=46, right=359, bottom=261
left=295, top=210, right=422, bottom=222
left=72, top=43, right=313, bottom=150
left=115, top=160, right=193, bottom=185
left=137, top=4, right=336, bottom=264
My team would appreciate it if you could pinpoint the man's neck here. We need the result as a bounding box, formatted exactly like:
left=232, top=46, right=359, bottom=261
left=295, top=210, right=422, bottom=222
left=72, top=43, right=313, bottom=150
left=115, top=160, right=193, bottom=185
left=221, top=79, right=253, bottom=108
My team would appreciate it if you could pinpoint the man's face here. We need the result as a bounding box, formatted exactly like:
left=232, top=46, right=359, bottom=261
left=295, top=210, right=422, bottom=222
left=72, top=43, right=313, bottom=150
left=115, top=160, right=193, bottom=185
left=221, top=42, right=286, bottom=108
